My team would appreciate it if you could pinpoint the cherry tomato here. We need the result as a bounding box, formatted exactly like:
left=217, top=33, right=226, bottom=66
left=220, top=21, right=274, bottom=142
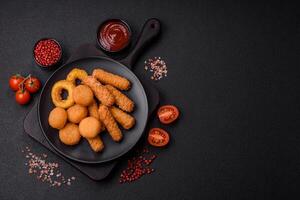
left=25, top=77, right=41, bottom=93
left=9, top=74, right=24, bottom=91
left=15, top=89, right=31, bottom=105
left=157, top=105, right=179, bottom=124
left=148, top=128, right=170, bottom=147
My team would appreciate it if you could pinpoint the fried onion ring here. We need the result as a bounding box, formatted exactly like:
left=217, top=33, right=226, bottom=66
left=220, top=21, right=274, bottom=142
left=66, top=68, right=88, bottom=85
left=51, top=80, right=75, bottom=109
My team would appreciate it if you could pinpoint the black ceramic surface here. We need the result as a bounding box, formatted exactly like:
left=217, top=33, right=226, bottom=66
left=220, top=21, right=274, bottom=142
left=24, top=103, right=117, bottom=180
left=39, top=57, right=148, bottom=163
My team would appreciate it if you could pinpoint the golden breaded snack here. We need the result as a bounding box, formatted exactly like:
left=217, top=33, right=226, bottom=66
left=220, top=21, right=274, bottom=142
left=109, top=106, right=135, bottom=130
left=51, top=80, right=75, bottom=109
left=86, top=136, right=104, bottom=152
left=98, top=104, right=123, bottom=142
left=59, top=123, right=81, bottom=145
left=79, top=117, right=102, bottom=138
left=82, top=76, right=115, bottom=106
left=93, top=68, right=130, bottom=90
left=105, top=85, right=134, bottom=112
left=88, top=99, right=99, bottom=120
left=67, top=104, right=88, bottom=123
left=48, top=107, right=68, bottom=129
left=88, top=99, right=106, bottom=132
left=73, top=85, right=94, bottom=106
left=66, top=68, right=88, bottom=85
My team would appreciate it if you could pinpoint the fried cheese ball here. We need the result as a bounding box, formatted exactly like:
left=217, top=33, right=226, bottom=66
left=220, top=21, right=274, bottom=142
left=109, top=106, right=135, bottom=130
left=51, top=80, right=75, bottom=109
left=66, top=68, right=88, bottom=85
left=105, top=85, right=134, bottom=112
left=73, top=85, right=94, bottom=106
left=82, top=76, right=115, bottom=106
left=67, top=104, right=88, bottom=123
left=92, top=68, right=131, bottom=90
left=98, top=104, right=122, bottom=142
left=86, top=136, right=104, bottom=152
left=48, top=107, right=68, bottom=129
left=59, top=123, right=81, bottom=145
left=79, top=117, right=102, bottom=138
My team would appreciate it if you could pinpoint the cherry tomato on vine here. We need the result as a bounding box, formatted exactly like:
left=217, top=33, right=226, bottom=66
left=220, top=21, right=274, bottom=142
left=15, top=89, right=31, bottom=105
left=9, top=74, right=24, bottom=91
left=25, top=77, right=41, bottom=93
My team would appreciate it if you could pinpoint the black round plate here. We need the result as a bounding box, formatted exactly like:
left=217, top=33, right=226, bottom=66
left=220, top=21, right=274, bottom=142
left=38, top=57, right=148, bottom=164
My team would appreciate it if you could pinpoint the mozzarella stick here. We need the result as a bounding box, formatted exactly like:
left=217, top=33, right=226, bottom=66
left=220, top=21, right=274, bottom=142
left=88, top=100, right=105, bottom=131
left=86, top=136, right=104, bottom=152
left=105, top=85, right=134, bottom=112
left=109, top=106, right=135, bottom=130
left=88, top=99, right=99, bottom=120
left=92, top=69, right=131, bottom=90
left=82, top=76, right=114, bottom=106
left=98, top=104, right=123, bottom=142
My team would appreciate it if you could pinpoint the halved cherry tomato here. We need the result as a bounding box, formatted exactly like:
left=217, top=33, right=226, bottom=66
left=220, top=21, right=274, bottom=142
left=15, top=89, right=31, bottom=105
left=157, top=105, right=179, bottom=124
left=148, top=128, right=170, bottom=147
left=25, top=76, right=41, bottom=93
left=9, top=74, right=24, bottom=91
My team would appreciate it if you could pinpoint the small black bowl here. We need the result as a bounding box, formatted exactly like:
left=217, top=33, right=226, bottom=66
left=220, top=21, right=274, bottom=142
left=33, top=38, right=63, bottom=70
left=96, top=19, right=132, bottom=53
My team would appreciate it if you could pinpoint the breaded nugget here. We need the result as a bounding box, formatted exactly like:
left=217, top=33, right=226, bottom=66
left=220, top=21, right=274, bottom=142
left=67, top=104, right=88, bottom=123
left=59, top=123, right=81, bottom=145
left=73, top=85, right=94, bottom=106
left=86, top=136, right=104, bottom=152
left=109, top=106, right=135, bottom=130
left=79, top=117, right=102, bottom=138
left=48, top=107, right=68, bottom=129
left=105, top=85, right=134, bottom=112
left=93, top=68, right=130, bottom=90
left=82, top=76, right=114, bottom=106
left=98, top=104, right=123, bottom=142
left=88, top=99, right=99, bottom=120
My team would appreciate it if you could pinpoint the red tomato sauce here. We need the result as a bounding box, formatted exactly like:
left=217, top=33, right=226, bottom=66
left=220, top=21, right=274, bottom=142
left=98, top=20, right=131, bottom=52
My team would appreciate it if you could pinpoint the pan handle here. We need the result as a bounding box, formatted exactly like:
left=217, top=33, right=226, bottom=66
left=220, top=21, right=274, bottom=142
left=120, top=18, right=161, bottom=69
left=66, top=43, right=107, bottom=63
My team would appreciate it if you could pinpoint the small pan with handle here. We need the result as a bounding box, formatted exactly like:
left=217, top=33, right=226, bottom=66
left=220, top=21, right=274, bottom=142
left=38, top=18, right=160, bottom=164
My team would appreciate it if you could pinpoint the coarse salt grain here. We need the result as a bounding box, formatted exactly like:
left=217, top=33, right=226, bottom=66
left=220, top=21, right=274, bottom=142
left=22, top=146, right=76, bottom=187
left=144, top=57, right=168, bottom=81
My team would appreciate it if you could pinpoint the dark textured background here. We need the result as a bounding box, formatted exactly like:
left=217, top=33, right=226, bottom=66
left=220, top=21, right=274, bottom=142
left=0, top=1, right=299, bottom=199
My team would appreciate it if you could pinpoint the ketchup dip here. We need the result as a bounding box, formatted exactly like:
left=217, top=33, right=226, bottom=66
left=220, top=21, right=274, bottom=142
left=98, top=19, right=131, bottom=52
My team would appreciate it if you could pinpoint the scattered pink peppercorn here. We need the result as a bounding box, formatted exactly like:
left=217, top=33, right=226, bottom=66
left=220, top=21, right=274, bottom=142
left=119, top=148, right=157, bottom=184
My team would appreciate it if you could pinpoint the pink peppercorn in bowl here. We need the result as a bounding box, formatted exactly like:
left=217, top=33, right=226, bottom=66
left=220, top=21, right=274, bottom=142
left=33, top=38, right=63, bottom=69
